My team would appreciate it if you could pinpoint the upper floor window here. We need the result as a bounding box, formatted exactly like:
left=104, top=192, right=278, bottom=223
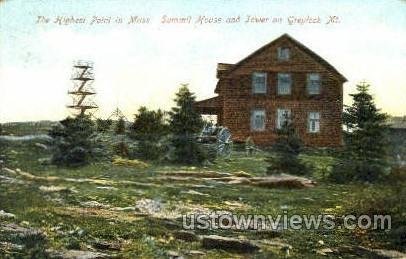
left=251, top=109, right=266, bottom=131
left=252, top=72, right=267, bottom=94
left=276, top=108, right=291, bottom=129
left=277, top=47, right=290, bottom=61
left=308, top=112, right=320, bottom=133
left=277, top=73, right=292, bottom=95
left=307, top=73, right=321, bottom=95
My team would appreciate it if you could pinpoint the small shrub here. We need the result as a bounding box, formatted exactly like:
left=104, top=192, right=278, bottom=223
left=329, top=158, right=357, bottom=183
left=130, top=107, right=169, bottom=160
left=96, top=118, right=112, bottom=132
left=266, top=115, right=309, bottom=176
left=115, top=117, right=126, bottom=135
left=49, top=115, right=96, bottom=167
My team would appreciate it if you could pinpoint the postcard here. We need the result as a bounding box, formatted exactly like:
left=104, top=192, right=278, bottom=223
left=0, top=1, right=405, bottom=258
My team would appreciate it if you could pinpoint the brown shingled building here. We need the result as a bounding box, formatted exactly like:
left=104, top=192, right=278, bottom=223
left=195, top=34, right=347, bottom=147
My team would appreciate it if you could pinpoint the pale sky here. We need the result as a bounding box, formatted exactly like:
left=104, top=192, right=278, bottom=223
left=0, top=0, right=405, bottom=122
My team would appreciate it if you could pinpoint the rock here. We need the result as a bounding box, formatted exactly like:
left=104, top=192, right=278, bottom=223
left=110, top=206, right=136, bottom=212
left=2, top=167, right=17, bottom=175
left=0, top=241, right=24, bottom=252
left=34, top=142, right=48, bottom=150
left=96, top=186, right=118, bottom=191
left=201, top=235, right=259, bottom=253
left=233, top=171, right=252, bottom=178
left=337, top=246, right=406, bottom=258
left=167, top=250, right=182, bottom=258
left=256, top=239, right=292, bottom=248
left=0, top=210, right=16, bottom=219
left=228, top=177, right=252, bottom=185
left=20, top=221, right=30, bottom=226
left=46, top=249, right=111, bottom=259
left=180, top=190, right=210, bottom=196
left=173, top=230, right=199, bottom=242
left=302, top=197, right=315, bottom=202
left=185, top=250, right=206, bottom=256
left=0, top=223, right=44, bottom=240
left=39, top=185, right=72, bottom=193
left=224, top=201, right=251, bottom=210
left=92, top=240, right=122, bottom=251
left=256, top=239, right=292, bottom=256
left=183, top=184, right=215, bottom=189
left=161, top=170, right=232, bottom=178
left=316, top=248, right=334, bottom=256
left=135, top=198, right=163, bottom=214
left=80, top=201, right=110, bottom=209
left=251, top=174, right=316, bottom=188
left=371, top=249, right=406, bottom=259
left=0, top=175, right=25, bottom=184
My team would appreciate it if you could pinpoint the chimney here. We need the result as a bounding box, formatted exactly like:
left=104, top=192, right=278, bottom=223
left=216, top=63, right=234, bottom=78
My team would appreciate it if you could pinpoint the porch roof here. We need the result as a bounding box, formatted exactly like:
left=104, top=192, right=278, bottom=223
left=194, top=96, right=223, bottom=114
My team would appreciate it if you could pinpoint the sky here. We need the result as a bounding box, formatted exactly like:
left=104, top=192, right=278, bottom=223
left=0, top=0, right=405, bottom=122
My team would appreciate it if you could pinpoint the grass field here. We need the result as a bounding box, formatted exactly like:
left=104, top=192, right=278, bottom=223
left=0, top=134, right=404, bottom=258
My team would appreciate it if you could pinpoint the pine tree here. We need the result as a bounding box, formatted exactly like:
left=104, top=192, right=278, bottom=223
left=266, top=114, right=308, bottom=175
left=49, top=115, right=96, bottom=167
left=130, top=106, right=169, bottom=160
left=169, top=84, right=206, bottom=164
left=115, top=117, right=126, bottom=135
left=331, top=82, right=389, bottom=182
left=96, top=118, right=112, bottom=132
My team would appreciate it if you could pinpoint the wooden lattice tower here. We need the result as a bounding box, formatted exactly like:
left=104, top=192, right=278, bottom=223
left=67, top=60, right=98, bottom=116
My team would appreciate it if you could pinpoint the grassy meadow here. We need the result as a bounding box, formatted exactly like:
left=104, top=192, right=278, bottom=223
left=0, top=125, right=404, bottom=258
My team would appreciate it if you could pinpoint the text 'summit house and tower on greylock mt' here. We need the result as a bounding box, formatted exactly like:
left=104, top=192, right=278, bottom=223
left=195, top=34, right=347, bottom=147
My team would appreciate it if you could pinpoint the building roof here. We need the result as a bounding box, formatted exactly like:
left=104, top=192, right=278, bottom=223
left=194, top=96, right=222, bottom=114
left=218, top=33, right=347, bottom=81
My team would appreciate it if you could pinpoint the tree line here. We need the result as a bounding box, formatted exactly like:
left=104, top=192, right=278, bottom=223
left=46, top=82, right=393, bottom=183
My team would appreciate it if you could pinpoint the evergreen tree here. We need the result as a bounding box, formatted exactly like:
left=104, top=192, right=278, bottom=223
left=169, top=84, right=206, bottom=164
left=96, top=118, right=112, bottom=132
left=49, top=115, right=96, bottom=167
left=331, top=82, right=389, bottom=182
left=130, top=106, right=169, bottom=160
left=266, top=114, right=308, bottom=175
left=115, top=117, right=126, bottom=135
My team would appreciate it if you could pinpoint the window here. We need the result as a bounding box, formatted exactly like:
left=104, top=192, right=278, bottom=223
left=307, top=73, right=321, bottom=95
left=277, top=47, right=290, bottom=61
left=308, top=112, right=320, bottom=133
left=251, top=109, right=266, bottom=131
left=276, top=108, right=291, bottom=129
left=277, top=73, right=292, bottom=95
left=252, top=72, right=267, bottom=94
